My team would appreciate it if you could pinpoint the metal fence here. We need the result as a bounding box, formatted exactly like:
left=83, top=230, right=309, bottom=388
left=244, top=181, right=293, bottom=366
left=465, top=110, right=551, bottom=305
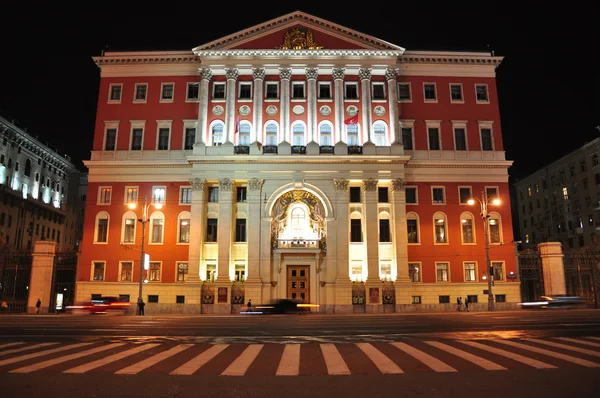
left=518, top=249, right=544, bottom=303
left=0, top=251, right=33, bottom=313
left=49, top=251, right=79, bottom=312
left=563, top=251, right=600, bottom=309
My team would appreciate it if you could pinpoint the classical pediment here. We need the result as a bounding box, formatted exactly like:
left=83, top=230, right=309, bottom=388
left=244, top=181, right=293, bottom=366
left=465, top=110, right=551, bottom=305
left=192, top=11, right=404, bottom=54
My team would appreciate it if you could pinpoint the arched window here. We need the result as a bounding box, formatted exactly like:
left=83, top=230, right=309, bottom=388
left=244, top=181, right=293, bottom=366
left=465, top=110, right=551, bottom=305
left=265, top=122, right=278, bottom=146
left=291, top=207, right=306, bottom=236
left=122, top=211, right=137, bottom=244
left=319, top=123, right=332, bottom=146
left=488, top=212, right=502, bottom=244
left=149, top=211, right=165, bottom=244
left=24, top=159, right=32, bottom=177
left=406, top=212, right=420, bottom=243
left=460, top=212, right=475, bottom=244
left=94, top=212, right=109, bottom=243
left=178, top=211, right=191, bottom=243
left=373, top=122, right=386, bottom=146
left=211, top=122, right=224, bottom=146
left=433, top=212, right=448, bottom=244
left=347, top=124, right=359, bottom=146
left=239, top=122, right=251, bottom=146
left=292, top=123, right=305, bottom=146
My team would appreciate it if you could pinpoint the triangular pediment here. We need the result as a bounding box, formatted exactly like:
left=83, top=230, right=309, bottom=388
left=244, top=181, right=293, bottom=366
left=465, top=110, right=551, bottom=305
left=192, top=11, right=403, bottom=53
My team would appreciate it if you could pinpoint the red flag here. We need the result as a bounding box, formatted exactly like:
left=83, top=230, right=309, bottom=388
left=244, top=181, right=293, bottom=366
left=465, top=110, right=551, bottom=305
left=344, top=114, right=358, bottom=125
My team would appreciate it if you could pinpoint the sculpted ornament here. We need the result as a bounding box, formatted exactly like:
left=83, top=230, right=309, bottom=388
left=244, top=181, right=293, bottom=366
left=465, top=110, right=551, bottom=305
left=225, top=68, right=239, bottom=81
left=252, top=68, right=266, bottom=80
left=278, top=27, right=324, bottom=50
left=266, top=105, right=278, bottom=116
left=239, top=105, right=251, bottom=116
left=346, top=105, right=358, bottom=116
left=190, top=178, right=206, bottom=192
left=219, top=178, right=234, bottom=191
left=390, top=178, right=406, bottom=192
left=373, top=106, right=385, bottom=117
left=293, top=105, right=305, bottom=115
left=248, top=178, right=265, bottom=191
left=199, top=68, right=213, bottom=81
left=279, top=68, right=292, bottom=80
left=333, top=179, right=349, bottom=192
left=385, top=68, right=398, bottom=81
left=212, top=105, right=224, bottom=116
left=332, top=68, right=345, bottom=80
left=319, top=105, right=331, bottom=116
left=305, top=68, right=318, bottom=80
left=362, top=178, right=378, bottom=191
left=358, top=68, right=372, bottom=81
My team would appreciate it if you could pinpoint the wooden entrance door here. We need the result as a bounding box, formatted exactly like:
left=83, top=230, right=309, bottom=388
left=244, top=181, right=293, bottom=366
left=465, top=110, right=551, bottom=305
left=287, top=265, right=309, bottom=301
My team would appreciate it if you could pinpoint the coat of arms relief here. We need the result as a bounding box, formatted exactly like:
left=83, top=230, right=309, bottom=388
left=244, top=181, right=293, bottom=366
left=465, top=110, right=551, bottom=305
left=278, top=27, right=324, bottom=50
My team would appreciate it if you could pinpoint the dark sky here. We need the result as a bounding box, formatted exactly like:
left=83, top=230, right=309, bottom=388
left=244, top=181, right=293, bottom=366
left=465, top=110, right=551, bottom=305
left=1, top=4, right=597, bottom=179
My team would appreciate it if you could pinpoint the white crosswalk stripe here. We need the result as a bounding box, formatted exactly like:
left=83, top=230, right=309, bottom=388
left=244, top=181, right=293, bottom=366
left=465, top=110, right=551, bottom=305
left=356, top=343, right=403, bottom=374
left=115, top=344, right=193, bottom=375
left=424, top=341, right=506, bottom=371
left=170, top=344, right=229, bottom=375
left=276, top=344, right=300, bottom=376
left=0, top=343, right=25, bottom=351
left=221, top=344, right=263, bottom=376
left=320, top=343, right=350, bottom=375
left=458, top=340, right=556, bottom=369
left=0, top=343, right=93, bottom=367
left=492, top=339, right=600, bottom=368
left=588, top=337, right=600, bottom=342
left=525, top=338, right=600, bottom=358
left=391, top=342, right=456, bottom=372
left=63, top=344, right=160, bottom=374
left=556, top=337, right=600, bottom=348
left=0, top=342, right=58, bottom=358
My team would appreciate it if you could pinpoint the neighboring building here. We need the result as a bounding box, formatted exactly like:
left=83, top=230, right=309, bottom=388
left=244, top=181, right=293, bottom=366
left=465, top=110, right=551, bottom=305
left=77, top=11, right=519, bottom=313
left=515, top=137, right=600, bottom=251
left=0, top=114, right=86, bottom=252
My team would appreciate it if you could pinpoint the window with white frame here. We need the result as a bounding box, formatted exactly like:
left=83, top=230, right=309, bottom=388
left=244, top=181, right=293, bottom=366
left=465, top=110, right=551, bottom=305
left=206, top=264, right=216, bottom=281
left=428, top=127, right=441, bottom=150
left=98, top=187, right=112, bottom=204
left=489, top=213, right=502, bottom=244
left=119, top=261, right=133, bottom=281
left=265, top=82, right=278, bottom=99
left=208, top=187, right=219, bottom=202
left=423, top=83, right=437, bottom=101
left=475, top=84, right=489, bottom=102
left=160, top=83, right=174, bottom=101
left=104, top=128, right=117, bottom=151
left=319, top=123, right=332, bottom=146
left=213, top=82, right=226, bottom=99
left=235, top=264, right=246, bottom=282
left=122, top=212, right=136, bottom=243
left=239, top=122, right=251, bottom=146
left=184, top=125, right=196, bottom=150
left=398, top=83, right=411, bottom=101
left=211, top=123, right=224, bottom=146
left=318, top=82, right=331, bottom=99
left=157, top=127, right=170, bottom=150
left=436, top=262, right=449, bottom=282
left=461, top=213, right=475, bottom=243
left=131, top=126, right=143, bottom=150
left=400, top=122, right=414, bottom=150
left=92, top=261, right=105, bottom=280
left=459, top=187, right=472, bottom=204
left=95, top=212, right=109, bottom=243
left=373, top=122, right=386, bottom=146
left=180, top=187, right=192, bottom=204
left=292, top=82, right=305, bottom=99
left=408, top=263, right=421, bottom=282
left=492, top=261, right=504, bottom=280
left=206, top=218, right=218, bottom=242
left=432, top=187, right=445, bottom=204
left=434, top=212, right=448, bottom=243
left=125, top=186, right=138, bottom=204
left=265, top=122, right=278, bottom=145
left=464, top=262, right=476, bottom=281
left=148, top=262, right=161, bottom=281
left=480, top=127, right=493, bottom=151
left=450, top=83, right=463, bottom=102
left=239, top=82, right=252, bottom=100
left=406, top=212, right=420, bottom=243
left=235, top=218, right=247, bottom=242
left=345, top=82, right=358, bottom=99
left=347, top=124, right=359, bottom=146
left=178, top=211, right=191, bottom=243
left=292, top=123, right=305, bottom=146
left=177, top=262, right=188, bottom=281
left=134, top=83, right=147, bottom=102
left=109, top=84, right=122, bottom=102
left=372, top=82, right=385, bottom=100
left=150, top=212, right=164, bottom=244
left=187, top=82, right=199, bottom=101
left=486, top=186, right=499, bottom=201
left=152, top=186, right=166, bottom=205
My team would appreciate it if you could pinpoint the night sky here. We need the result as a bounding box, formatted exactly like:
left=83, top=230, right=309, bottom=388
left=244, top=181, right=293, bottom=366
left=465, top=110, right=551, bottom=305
left=1, top=4, right=597, bottom=181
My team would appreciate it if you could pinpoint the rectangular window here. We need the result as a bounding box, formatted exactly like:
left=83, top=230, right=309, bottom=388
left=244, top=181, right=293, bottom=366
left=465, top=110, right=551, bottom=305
left=148, top=295, right=159, bottom=303
left=236, top=187, right=247, bottom=202
left=265, top=82, right=278, bottom=99
left=235, top=264, right=246, bottom=282
left=148, top=262, right=161, bottom=282
left=409, top=263, right=421, bottom=282
left=379, top=219, right=391, bottom=242
left=213, top=82, right=226, bottom=99
left=158, top=128, right=170, bottom=150
left=486, top=187, right=498, bottom=200
left=105, top=129, right=117, bottom=151
left=481, top=128, right=493, bottom=151
left=187, top=83, right=199, bottom=100
left=436, top=263, right=449, bottom=282
left=120, top=262, right=133, bottom=281
left=350, top=186, right=361, bottom=203
left=476, top=84, right=489, bottom=102
left=292, top=82, right=305, bottom=99
left=123, top=218, right=135, bottom=243
left=180, top=187, right=192, bottom=204
left=177, top=263, right=188, bottom=282
left=372, top=82, right=385, bottom=100
left=318, top=82, right=331, bottom=99
left=407, top=219, right=418, bottom=243
left=450, top=84, right=463, bottom=101
left=412, top=296, right=421, bottom=304
left=179, top=218, right=190, bottom=243
left=161, top=83, right=174, bottom=101
left=99, top=187, right=112, bottom=204
left=432, top=187, right=445, bottom=204
left=184, top=128, right=196, bottom=150
left=428, top=128, right=440, bottom=150
left=109, top=84, right=122, bottom=102
left=131, top=128, right=143, bottom=150
left=459, top=187, right=472, bottom=204
left=492, top=262, right=504, bottom=281
left=206, top=264, right=216, bottom=282
left=464, top=262, right=476, bottom=281
left=401, top=127, right=413, bottom=150
left=398, top=83, right=411, bottom=101
left=439, top=295, right=450, bottom=304
left=176, top=295, right=185, bottom=304
left=496, top=294, right=506, bottom=303
left=462, top=217, right=474, bottom=243
left=235, top=219, right=247, bottom=242
left=206, top=218, right=218, bottom=242
left=93, top=262, right=105, bottom=280
left=239, top=82, right=252, bottom=99
left=454, top=128, right=467, bottom=150
left=345, top=83, right=358, bottom=99
left=405, top=187, right=417, bottom=204
left=378, top=187, right=388, bottom=203
left=134, top=83, right=147, bottom=102
left=125, top=187, right=138, bottom=204
left=151, top=218, right=164, bottom=243
left=423, top=83, right=436, bottom=101
left=152, top=187, right=166, bottom=204
left=208, top=187, right=219, bottom=202
left=350, top=219, right=362, bottom=242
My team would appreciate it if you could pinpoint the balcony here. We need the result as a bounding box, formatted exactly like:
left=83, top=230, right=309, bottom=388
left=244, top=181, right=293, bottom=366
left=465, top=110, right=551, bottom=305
left=277, top=239, right=320, bottom=249
left=291, top=145, right=306, bottom=155
left=319, top=145, right=334, bottom=155
left=234, top=145, right=249, bottom=155
left=348, top=146, right=363, bottom=155
left=262, top=145, right=278, bottom=154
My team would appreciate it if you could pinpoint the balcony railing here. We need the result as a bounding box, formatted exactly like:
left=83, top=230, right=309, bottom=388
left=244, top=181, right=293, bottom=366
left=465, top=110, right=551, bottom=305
left=234, top=145, right=249, bottom=155
left=319, top=145, right=334, bottom=154
left=263, top=145, right=278, bottom=154
left=348, top=146, right=363, bottom=155
left=291, top=145, right=306, bottom=155
left=277, top=239, right=320, bottom=249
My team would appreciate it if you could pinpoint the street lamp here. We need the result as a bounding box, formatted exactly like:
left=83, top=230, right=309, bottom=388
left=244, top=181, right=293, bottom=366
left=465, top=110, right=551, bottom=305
left=468, top=191, right=500, bottom=311
left=128, top=195, right=162, bottom=315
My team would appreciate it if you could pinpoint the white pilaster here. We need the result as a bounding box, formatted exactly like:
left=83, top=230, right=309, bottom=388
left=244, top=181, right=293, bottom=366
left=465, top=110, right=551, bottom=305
left=187, top=178, right=207, bottom=282
left=359, top=68, right=373, bottom=143
left=252, top=68, right=265, bottom=144
left=225, top=68, right=239, bottom=144
left=306, top=68, right=318, bottom=143
left=279, top=68, right=292, bottom=143
left=195, top=68, right=212, bottom=153
left=363, top=178, right=379, bottom=282
left=391, top=178, right=410, bottom=283
left=217, top=178, right=234, bottom=281
left=246, top=178, right=264, bottom=282
left=332, top=68, right=345, bottom=143
left=385, top=68, right=400, bottom=145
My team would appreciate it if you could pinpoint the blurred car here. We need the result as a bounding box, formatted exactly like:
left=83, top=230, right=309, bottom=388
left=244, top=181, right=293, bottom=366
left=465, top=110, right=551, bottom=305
left=66, top=296, right=131, bottom=315
left=518, top=295, right=585, bottom=309
left=245, top=299, right=319, bottom=314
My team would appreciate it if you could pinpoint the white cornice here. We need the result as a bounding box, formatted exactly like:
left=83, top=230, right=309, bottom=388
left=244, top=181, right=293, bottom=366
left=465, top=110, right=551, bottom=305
left=194, top=49, right=402, bottom=59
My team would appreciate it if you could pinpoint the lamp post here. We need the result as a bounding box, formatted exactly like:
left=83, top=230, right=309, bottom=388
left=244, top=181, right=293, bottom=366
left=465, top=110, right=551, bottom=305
left=128, top=195, right=162, bottom=315
left=468, top=190, right=500, bottom=311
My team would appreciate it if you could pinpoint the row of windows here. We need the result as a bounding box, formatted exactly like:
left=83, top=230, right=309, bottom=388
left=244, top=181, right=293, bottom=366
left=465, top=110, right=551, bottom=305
left=349, top=186, right=499, bottom=205
left=411, top=294, right=507, bottom=304
left=102, top=119, right=496, bottom=151
left=108, top=81, right=490, bottom=104
left=95, top=185, right=247, bottom=206
left=407, top=261, right=506, bottom=282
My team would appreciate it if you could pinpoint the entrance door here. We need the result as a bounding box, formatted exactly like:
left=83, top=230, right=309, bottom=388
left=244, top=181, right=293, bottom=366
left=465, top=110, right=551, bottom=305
left=287, top=265, right=309, bottom=301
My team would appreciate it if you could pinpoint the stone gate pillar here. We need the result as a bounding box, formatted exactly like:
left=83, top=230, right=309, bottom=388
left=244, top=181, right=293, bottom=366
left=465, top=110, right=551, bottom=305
left=538, top=242, right=566, bottom=296
left=28, top=241, right=57, bottom=313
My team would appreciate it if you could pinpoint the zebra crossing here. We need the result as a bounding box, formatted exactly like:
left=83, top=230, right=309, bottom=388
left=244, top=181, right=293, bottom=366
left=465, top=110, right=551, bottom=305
left=1, top=336, right=600, bottom=376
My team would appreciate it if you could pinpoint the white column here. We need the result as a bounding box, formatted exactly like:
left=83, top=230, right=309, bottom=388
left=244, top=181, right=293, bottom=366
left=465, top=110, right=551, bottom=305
left=225, top=68, right=239, bottom=144
left=279, top=68, right=292, bottom=143
left=385, top=68, right=400, bottom=144
left=196, top=68, right=212, bottom=147
left=217, top=178, right=234, bottom=281
left=306, top=68, right=318, bottom=143
left=332, top=68, right=345, bottom=143
left=187, top=178, right=207, bottom=281
left=334, top=179, right=350, bottom=282
left=359, top=68, right=373, bottom=143
left=363, top=178, right=379, bottom=281
left=391, top=178, right=409, bottom=282
left=252, top=68, right=265, bottom=144
left=246, top=178, right=264, bottom=282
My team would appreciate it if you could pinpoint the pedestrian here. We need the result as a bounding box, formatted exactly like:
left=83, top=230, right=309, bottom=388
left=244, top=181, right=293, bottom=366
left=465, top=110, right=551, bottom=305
left=246, top=299, right=252, bottom=313
left=35, top=298, right=41, bottom=314
left=137, top=298, right=145, bottom=316
left=456, top=297, right=462, bottom=312
left=1, top=300, right=7, bottom=312
left=465, top=296, right=470, bottom=312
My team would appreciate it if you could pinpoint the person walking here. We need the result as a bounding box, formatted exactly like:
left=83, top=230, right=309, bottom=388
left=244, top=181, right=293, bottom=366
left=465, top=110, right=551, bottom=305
left=456, top=297, right=462, bottom=312
left=35, top=298, right=41, bottom=314
left=246, top=299, right=252, bottom=313
left=465, top=296, right=470, bottom=312
left=137, top=298, right=145, bottom=316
